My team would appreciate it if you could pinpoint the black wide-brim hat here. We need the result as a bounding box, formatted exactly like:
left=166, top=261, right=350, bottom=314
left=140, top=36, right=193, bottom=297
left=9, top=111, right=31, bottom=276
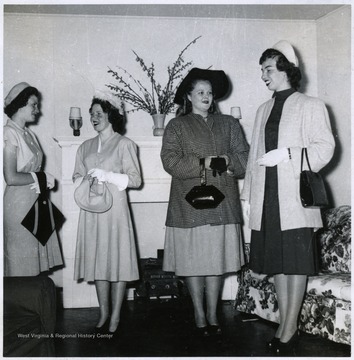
left=174, top=68, right=229, bottom=105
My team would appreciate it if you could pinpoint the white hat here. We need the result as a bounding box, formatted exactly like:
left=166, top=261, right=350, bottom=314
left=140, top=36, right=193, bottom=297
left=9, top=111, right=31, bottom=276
left=272, top=40, right=299, bottom=67
left=4, top=82, right=31, bottom=107
left=94, top=89, right=123, bottom=112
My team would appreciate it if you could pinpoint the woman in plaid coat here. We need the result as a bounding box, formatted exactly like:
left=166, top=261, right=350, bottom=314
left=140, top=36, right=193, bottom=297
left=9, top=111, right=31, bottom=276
left=161, top=68, right=249, bottom=336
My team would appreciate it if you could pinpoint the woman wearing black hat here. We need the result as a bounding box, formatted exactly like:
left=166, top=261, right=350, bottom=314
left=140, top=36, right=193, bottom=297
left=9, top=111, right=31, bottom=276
left=161, top=68, right=249, bottom=336
left=3, top=82, right=63, bottom=276
left=241, top=41, right=335, bottom=355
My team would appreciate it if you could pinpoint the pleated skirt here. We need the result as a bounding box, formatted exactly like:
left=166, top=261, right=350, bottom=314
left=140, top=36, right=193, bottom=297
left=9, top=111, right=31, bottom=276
left=163, top=224, right=245, bottom=276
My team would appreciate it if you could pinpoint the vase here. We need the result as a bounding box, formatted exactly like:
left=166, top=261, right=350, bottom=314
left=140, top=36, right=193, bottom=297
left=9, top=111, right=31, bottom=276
left=151, top=113, right=166, bottom=136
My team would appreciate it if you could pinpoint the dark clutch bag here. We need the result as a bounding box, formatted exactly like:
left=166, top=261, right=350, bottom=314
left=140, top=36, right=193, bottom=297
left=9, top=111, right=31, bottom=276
left=21, top=172, right=65, bottom=246
left=300, top=148, right=329, bottom=208
left=185, top=159, right=225, bottom=210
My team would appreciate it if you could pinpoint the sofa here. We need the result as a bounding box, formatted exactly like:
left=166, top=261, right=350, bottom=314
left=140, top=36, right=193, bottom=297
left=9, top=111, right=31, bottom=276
left=3, top=276, right=57, bottom=357
left=235, top=205, right=351, bottom=345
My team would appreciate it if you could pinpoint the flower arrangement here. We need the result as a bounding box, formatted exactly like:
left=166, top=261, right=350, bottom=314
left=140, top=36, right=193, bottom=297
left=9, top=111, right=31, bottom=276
left=106, top=36, right=201, bottom=115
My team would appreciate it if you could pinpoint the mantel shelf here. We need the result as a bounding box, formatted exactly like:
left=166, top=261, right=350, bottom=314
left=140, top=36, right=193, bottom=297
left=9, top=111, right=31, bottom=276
left=53, top=135, right=163, bottom=148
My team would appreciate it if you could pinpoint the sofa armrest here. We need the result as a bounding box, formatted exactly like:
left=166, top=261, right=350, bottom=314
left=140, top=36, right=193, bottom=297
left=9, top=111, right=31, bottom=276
left=318, top=206, right=351, bottom=274
left=4, top=276, right=56, bottom=334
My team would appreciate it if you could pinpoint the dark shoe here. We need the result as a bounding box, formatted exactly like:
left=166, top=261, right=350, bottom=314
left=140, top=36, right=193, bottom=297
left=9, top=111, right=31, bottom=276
left=266, top=336, right=280, bottom=350
left=107, top=321, right=121, bottom=337
left=94, top=318, right=110, bottom=334
left=208, top=324, right=222, bottom=336
left=195, top=326, right=210, bottom=337
left=276, top=330, right=300, bottom=356
left=108, top=328, right=119, bottom=337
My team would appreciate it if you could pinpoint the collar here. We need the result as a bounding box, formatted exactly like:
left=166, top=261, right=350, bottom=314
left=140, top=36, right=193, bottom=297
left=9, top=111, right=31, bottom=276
left=273, top=88, right=296, bottom=100
left=7, top=119, right=28, bottom=134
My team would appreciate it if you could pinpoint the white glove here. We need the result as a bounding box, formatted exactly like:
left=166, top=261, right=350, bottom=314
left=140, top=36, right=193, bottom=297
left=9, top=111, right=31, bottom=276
left=241, top=200, right=250, bottom=221
left=88, top=168, right=109, bottom=182
left=45, top=172, right=55, bottom=189
left=256, top=148, right=289, bottom=167
left=88, top=168, right=129, bottom=191
left=30, top=172, right=40, bottom=193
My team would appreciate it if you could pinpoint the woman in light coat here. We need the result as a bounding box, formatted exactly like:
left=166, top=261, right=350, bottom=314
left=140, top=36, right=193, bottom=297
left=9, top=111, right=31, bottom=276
left=241, top=41, right=335, bottom=355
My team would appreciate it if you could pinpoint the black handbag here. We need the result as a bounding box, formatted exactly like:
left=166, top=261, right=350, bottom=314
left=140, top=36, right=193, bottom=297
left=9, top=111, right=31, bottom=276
left=21, top=172, right=65, bottom=246
left=185, top=158, right=225, bottom=210
left=300, top=148, right=329, bottom=208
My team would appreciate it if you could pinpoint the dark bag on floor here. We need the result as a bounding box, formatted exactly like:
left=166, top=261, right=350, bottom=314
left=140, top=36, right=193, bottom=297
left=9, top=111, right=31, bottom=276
left=300, top=148, right=329, bottom=208
left=185, top=158, right=225, bottom=210
left=21, top=172, right=65, bottom=246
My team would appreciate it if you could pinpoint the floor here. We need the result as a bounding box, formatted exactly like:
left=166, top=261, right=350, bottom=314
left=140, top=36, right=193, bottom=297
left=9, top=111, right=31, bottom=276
left=54, top=297, right=351, bottom=357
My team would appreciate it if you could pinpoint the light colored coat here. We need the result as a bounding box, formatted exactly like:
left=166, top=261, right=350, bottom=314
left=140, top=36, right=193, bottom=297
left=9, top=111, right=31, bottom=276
left=241, top=92, right=335, bottom=231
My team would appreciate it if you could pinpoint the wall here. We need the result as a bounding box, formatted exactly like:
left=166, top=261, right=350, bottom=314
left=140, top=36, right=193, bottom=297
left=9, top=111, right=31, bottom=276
left=3, top=8, right=350, bottom=300
left=316, top=6, right=351, bottom=206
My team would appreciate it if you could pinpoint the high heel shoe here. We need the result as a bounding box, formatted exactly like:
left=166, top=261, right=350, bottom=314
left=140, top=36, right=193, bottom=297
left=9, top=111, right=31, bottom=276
left=94, top=318, right=110, bottom=333
left=108, top=325, right=119, bottom=337
left=208, top=324, right=222, bottom=336
left=195, top=326, right=210, bottom=337
left=276, top=330, right=300, bottom=356
left=266, top=336, right=280, bottom=351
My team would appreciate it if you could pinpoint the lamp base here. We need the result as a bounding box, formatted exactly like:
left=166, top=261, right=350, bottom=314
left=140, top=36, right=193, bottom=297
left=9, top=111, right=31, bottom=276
left=73, top=129, right=80, bottom=136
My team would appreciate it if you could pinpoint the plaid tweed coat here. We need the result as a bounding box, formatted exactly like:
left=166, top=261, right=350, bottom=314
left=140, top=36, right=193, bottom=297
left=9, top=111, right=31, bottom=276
left=161, top=113, right=249, bottom=228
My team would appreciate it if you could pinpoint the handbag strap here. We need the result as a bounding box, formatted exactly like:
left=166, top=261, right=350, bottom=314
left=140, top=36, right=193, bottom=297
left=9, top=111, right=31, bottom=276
left=301, top=148, right=312, bottom=172
left=199, top=158, right=207, bottom=186
left=35, top=172, right=48, bottom=196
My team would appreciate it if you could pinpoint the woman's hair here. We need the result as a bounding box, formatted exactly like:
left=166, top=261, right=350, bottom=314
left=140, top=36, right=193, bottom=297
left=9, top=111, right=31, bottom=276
left=175, top=79, right=220, bottom=117
left=259, top=49, right=302, bottom=90
left=89, top=97, right=126, bottom=134
left=4, top=86, right=40, bottom=118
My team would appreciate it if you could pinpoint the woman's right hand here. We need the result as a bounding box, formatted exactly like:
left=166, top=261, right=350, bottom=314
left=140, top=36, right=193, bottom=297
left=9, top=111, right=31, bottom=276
left=205, top=155, right=229, bottom=176
left=45, top=172, right=55, bottom=189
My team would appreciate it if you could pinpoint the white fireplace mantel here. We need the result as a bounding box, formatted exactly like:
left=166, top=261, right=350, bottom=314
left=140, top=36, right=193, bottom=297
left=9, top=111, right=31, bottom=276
left=54, top=135, right=171, bottom=203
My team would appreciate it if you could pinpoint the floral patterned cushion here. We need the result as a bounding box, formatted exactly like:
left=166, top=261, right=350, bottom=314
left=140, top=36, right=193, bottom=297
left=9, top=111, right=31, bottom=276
left=307, top=273, right=351, bottom=301
left=318, top=206, right=351, bottom=274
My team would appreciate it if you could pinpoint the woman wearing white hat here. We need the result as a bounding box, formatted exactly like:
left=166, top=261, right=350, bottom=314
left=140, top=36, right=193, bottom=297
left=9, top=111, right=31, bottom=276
left=241, top=41, right=335, bottom=355
left=72, top=92, right=141, bottom=334
left=3, top=82, right=63, bottom=276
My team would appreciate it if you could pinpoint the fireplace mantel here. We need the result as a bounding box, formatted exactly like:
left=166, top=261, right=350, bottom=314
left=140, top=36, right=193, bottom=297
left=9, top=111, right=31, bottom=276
left=54, top=135, right=171, bottom=203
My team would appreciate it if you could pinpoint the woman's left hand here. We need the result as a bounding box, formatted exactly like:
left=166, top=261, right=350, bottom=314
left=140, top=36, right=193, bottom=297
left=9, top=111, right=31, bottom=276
left=256, top=148, right=289, bottom=167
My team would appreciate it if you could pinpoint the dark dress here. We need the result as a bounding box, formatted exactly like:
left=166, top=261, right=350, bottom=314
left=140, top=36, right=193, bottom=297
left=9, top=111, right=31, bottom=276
left=249, top=88, right=318, bottom=275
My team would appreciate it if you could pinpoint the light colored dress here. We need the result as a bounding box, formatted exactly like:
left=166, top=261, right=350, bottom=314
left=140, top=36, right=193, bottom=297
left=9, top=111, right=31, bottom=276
left=3, top=119, right=63, bottom=276
left=73, top=133, right=141, bottom=282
